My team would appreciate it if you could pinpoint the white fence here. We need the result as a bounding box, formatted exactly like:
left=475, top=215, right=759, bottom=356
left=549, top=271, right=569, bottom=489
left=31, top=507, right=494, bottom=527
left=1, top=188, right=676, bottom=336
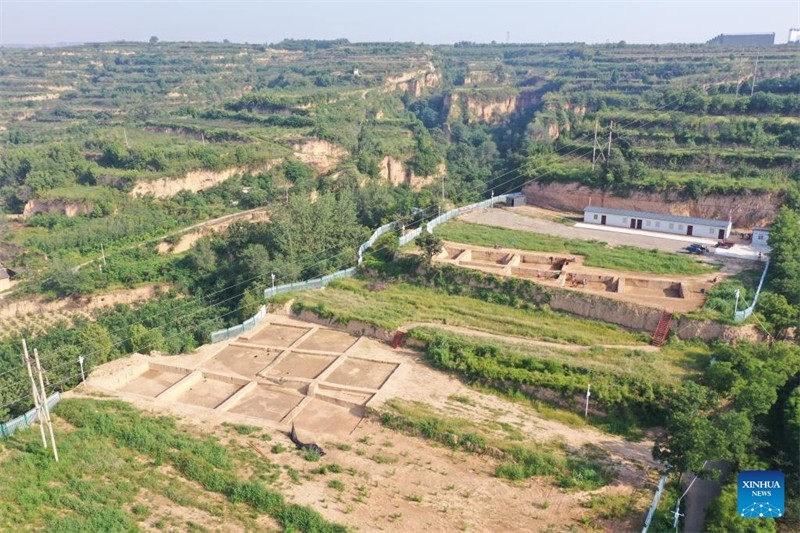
left=641, top=472, right=669, bottom=533
left=734, top=260, right=769, bottom=322
left=0, top=392, right=61, bottom=439
left=210, top=304, right=267, bottom=344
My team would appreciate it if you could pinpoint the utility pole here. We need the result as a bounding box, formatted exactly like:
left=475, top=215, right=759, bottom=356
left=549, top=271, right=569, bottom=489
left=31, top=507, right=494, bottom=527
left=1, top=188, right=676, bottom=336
left=270, top=272, right=276, bottom=295
left=33, top=348, right=58, bottom=462
left=591, top=120, right=606, bottom=170
left=584, top=382, right=591, bottom=418
left=22, top=339, right=47, bottom=448
left=606, top=120, right=614, bottom=161
left=750, top=52, right=760, bottom=97
left=78, top=356, right=86, bottom=383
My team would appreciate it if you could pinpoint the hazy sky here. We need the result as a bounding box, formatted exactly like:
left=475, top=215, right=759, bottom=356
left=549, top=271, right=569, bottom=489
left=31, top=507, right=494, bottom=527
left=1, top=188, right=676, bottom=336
left=1, top=1, right=799, bottom=46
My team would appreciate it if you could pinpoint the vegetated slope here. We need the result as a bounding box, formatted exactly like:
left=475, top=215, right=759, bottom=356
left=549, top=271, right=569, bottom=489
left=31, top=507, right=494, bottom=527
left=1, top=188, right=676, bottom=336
left=0, top=398, right=345, bottom=532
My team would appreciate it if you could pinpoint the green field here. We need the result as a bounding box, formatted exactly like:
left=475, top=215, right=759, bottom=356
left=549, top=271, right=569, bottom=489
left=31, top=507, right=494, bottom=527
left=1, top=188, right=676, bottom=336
left=291, top=277, right=645, bottom=346
left=0, top=398, right=345, bottom=532
left=435, top=220, right=716, bottom=275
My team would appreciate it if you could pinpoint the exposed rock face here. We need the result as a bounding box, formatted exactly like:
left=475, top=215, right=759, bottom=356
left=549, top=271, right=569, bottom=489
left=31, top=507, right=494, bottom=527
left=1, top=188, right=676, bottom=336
left=130, top=162, right=277, bottom=199
left=292, top=139, right=349, bottom=173
left=23, top=199, right=93, bottom=218
left=523, top=181, right=783, bottom=228
left=379, top=157, right=445, bottom=190
left=383, top=63, right=441, bottom=95
left=443, top=91, right=539, bottom=124
left=156, top=209, right=270, bottom=255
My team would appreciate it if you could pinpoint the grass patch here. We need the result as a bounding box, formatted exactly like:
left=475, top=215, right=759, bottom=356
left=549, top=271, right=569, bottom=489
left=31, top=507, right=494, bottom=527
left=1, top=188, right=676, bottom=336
left=293, top=277, right=645, bottom=346
left=378, top=400, right=614, bottom=488
left=436, top=221, right=715, bottom=275
left=0, top=399, right=346, bottom=532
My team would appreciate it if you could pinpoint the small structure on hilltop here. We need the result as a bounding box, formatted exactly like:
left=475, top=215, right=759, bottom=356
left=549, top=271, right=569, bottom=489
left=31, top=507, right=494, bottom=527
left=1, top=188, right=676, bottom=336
left=789, top=28, right=800, bottom=44
left=505, top=192, right=526, bottom=207
left=751, top=226, right=771, bottom=251
left=707, top=33, right=775, bottom=46
left=583, top=206, right=732, bottom=240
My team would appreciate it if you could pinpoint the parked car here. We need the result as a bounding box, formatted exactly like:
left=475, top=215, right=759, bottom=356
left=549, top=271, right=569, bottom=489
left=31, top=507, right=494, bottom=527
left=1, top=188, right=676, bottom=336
left=685, top=243, right=709, bottom=254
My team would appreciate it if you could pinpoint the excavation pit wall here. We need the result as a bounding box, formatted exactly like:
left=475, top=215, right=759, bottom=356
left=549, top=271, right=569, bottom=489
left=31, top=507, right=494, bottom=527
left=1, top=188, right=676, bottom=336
left=434, top=242, right=707, bottom=313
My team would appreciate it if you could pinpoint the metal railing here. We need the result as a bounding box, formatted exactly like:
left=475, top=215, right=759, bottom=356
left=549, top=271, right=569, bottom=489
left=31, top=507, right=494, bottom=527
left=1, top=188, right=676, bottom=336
left=210, top=305, right=267, bottom=343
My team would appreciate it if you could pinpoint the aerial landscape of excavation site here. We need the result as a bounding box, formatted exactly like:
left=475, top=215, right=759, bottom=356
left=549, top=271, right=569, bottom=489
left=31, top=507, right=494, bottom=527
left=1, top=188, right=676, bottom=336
left=0, top=1, right=798, bottom=532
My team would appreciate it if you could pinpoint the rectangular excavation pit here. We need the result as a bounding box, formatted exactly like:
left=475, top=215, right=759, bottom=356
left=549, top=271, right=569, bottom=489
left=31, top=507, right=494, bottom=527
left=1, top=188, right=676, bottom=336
left=624, top=278, right=684, bottom=299
left=200, top=345, right=281, bottom=378
left=265, top=351, right=337, bottom=380
left=246, top=324, right=311, bottom=347
left=519, top=254, right=567, bottom=271
left=228, top=384, right=304, bottom=422
left=296, top=329, right=358, bottom=353
left=469, top=250, right=513, bottom=264
left=316, top=384, right=374, bottom=407
left=291, top=398, right=364, bottom=436
left=442, top=246, right=466, bottom=260
left=565, top=274, right=617, bottom=292
left=118, top=367, right=189, bottom=398
left=324, top=358, right=399, bottom=390
left=175, top=376, right=244, bottom=409
left=460, top=261, right=507, bottom=272
left=510, top=267, right=561, bottom=282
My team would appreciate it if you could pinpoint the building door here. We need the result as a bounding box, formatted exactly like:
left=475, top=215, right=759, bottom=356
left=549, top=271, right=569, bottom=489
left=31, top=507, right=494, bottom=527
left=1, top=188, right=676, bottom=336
left=601, top=215, right=606, bottom=225
left=637, top=219, right=643, bottom=229
left=687, top=225, right=693, bottom=236
left=718, top=229, right=725, bottom=240
left=630, top=219, right=636, bottom=229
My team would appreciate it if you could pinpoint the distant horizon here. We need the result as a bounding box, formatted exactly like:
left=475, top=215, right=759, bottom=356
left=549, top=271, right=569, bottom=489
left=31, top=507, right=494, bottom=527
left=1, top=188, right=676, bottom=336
left=1, top=1, right=799, bottom=47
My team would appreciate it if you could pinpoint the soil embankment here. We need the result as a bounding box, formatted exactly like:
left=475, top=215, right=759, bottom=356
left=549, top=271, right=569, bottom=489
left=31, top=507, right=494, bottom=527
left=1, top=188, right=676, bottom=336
left=523, top=182, right=782, bottom=228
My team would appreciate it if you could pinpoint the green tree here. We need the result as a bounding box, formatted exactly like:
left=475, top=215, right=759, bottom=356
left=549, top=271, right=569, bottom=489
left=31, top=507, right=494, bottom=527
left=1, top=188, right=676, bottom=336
left=77, top=323, right=114, bottom=365
left=768, top=207, right=800, bottom=302
left=757, top=292, right=799, bottom=339
left=705, top=483, right=777, bottom=532
left=415, top=231, right=443, bottom=266
left=239, top=289, right=263, bottom=322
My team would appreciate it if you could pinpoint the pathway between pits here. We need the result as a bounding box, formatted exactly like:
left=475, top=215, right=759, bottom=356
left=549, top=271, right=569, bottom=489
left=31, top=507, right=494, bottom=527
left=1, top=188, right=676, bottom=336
left=401, top=322, right=660, bottom=352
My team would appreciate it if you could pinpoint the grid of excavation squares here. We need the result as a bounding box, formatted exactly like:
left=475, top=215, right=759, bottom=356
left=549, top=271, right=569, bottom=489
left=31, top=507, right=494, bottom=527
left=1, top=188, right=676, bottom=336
left=175, top=376, right=244, bottom=409
left=201, top=344, right=282, bottom=378
left=265, top=351, right=337, bottom=380
left=246, top=323, right=311, bottom=347
left=118, top=368, right=187, bottom=397
left=295, top=328, right=358, bottom=352
left=292, top=398, right=365, bottom=435
left=324, top=357, right=399, bottom=390
left=228, top=383, right=305, bottom=422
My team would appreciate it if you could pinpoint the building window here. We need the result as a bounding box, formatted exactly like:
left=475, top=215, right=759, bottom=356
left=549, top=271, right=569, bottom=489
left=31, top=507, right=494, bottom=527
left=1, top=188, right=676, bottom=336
left=709, top=228, right=715, bottom=235
left=646, top=220, right=651, bottom=226
left=593, top=214, right=598, bottom=220
left=678, top=224, right=683, bottom=230
left=655, top=221, right=660, bottom=228
left=669, top=223, right=674, bottom=229
left=622, top=217, right=627, bottom=223
left=758, top=234, right=764, bottom=240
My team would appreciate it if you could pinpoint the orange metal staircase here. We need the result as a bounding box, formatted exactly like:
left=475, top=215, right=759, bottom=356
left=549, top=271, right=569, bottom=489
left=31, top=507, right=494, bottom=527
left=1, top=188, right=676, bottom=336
left=651, top=311, right=673, bottom=347
left=390, top=330, right=406, bottom=349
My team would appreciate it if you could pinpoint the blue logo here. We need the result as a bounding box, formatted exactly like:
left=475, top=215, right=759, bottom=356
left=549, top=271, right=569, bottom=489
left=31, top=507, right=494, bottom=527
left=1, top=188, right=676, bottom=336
left=738, top=470, right=784, bottom=518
